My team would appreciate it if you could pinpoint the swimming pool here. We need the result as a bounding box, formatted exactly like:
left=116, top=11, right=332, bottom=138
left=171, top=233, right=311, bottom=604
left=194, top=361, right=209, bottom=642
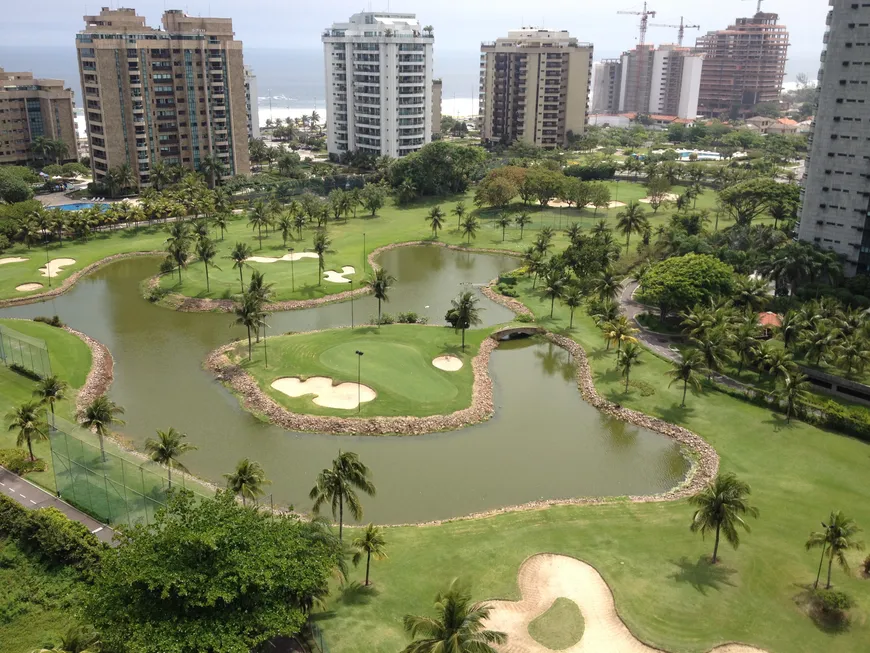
left=54, top=202, right=109, bottom=212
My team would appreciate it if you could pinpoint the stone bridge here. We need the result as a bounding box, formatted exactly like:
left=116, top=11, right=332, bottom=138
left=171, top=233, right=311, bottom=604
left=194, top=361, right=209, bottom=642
left=490, top=326, right=546, bottom=341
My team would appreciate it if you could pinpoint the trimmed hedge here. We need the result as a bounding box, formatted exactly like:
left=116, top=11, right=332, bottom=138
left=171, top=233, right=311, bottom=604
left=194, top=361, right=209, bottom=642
left=0, top=494, right=105, bottom=569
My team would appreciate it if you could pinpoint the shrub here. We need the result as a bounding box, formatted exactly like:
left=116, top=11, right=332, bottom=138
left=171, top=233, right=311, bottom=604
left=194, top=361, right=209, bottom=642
left=0, top=234, right=9, bottom=253
left=147, top=286, right=171, bottom=303
left=498, top=274, right=518, bottom=286
left=33, top=315, right=64, bottom=328
left=370, top=313, right=395, bottom=325
left=158, top=258, right=175, bottom=275
left=814, top=589, right=854, bottom=615
left=863, top=555, right=870, bottom=577
left=496, top=284, right=519, bottom=298
left=628, top=380, right=656, bottom=396
left=516, top=313, right=535, bottom=323
left=396, top=311, right=420, bottom=324
left=0, top=449, right=46, bottom=475
left=9, top=363, right=41, bottom=381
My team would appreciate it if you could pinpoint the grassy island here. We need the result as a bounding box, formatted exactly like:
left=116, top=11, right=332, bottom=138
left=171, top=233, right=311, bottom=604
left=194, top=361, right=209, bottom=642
left=234, top=325, right=487, bottom=418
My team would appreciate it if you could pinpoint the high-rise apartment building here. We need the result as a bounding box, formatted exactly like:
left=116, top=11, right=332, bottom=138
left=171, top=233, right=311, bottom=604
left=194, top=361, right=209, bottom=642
left=76, top=7, right=250, bottom=188
left=694, top=12, right=789, bottom=118
left=797, top=0, right=870, bottom=275
left=322, top=12, right=434, bottom=159
left=244, top=65, right=260, bottom=140
left=0, top=67, right=77, bottom=166
left=431, top=78, right=442, bottom=138
left=592, top=45, right=702, bottom=118
left=479, top=28, right=593, bottom=148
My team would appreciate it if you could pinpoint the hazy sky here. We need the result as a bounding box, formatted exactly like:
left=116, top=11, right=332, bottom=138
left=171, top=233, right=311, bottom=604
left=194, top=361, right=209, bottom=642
left=1, top=0, right=827, bottom=57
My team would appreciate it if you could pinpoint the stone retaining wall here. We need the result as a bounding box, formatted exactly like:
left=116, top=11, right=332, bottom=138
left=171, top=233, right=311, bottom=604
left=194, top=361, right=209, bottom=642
left=64, top=326, right=115, bottom=415
left=205, top=332, right=497, bottom=435
left=0, top=251, right=164, bottom=308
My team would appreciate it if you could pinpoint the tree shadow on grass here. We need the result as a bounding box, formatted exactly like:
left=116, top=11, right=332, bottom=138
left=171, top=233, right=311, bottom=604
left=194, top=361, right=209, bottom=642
left=657, top=401, right=697, bottom=425
left=669, top=556, right=737, bottom=595
left=336, top=580, right=379, bottom=607
left=587, top=346, right=612, bottom=362
left=792, top=585, right=853, bottom=635
left=438, top=342, right=466, bottom=357
left=762, top=413, right=798, bottom=434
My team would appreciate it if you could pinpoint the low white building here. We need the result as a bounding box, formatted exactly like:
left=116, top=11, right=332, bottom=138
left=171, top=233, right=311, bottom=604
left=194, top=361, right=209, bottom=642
left=322, top=12, right=434, bottom=158
left=244, top=65, right=260, bottom=140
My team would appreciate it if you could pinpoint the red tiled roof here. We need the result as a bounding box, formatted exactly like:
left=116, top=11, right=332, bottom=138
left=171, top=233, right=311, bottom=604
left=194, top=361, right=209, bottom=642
left=777, top=118, right=798, bottom=125
left=758, top=312, right=782, bottom=328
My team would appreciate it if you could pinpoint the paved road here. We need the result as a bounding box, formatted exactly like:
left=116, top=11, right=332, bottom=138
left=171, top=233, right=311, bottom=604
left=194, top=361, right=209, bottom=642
left=0, top=466, right=115, bottom=545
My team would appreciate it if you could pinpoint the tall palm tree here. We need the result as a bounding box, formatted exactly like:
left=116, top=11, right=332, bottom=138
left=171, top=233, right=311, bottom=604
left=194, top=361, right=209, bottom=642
left=365, top=268, right=396, bottom=326
left=33, top=375, right=68, bottom=428
left=560, top=284, right=584, bottom=328
left=542, top=267, right=568, bottom=318
left=309, top=450, right=376, bottom=541
left=667, top=348, right=707, bottom=407
left=352, top=523, right=388, bottom=586
left=6, top=401, right=47, bottom=462
left=690, top=330, right=729, bottom=379
left=229, top=242, right=252, bottom=292
left=277, top=213, right=294, bottom=246
left=495, top=212, right=512, bottom=242
left=425, top=205, right=445, bottom=239
left=195, top=237, right=219, bottom=293
left=447, top=290, right=483, bottom=349
left=312, top=230, right=331, bottom=285
left=144, top=427, right=197, bottom=489
left=834, top=333, right=870, bottom=377
left=460, top=215, right=479, bottom=244
left=78, top=395, right=125, bottom=463
left=731, top=322, right=760, bottom=375
left=773, top=372, right=810, bottom=424
left=452, top=201, right=466, bottom=230
left=689, top=471, right=759, bottom=564
left=233, top=291, right=262, bottom=358
left=224, top=458, right=270, bottom=507
left=616, top=342, right=642, bottom=392
left=602, top=315, right=638, bottom=351
left=198, top=155, right=224, bottom=189
left=515, top=212, right=532, bottom=239
left=34, top=624, right=101, bottom=653
left=615, top=201, right=648, bottom=250
left=806, top=511, right=864, bottom=589
left=149, top=161, right=171, bottom=192
left=401, top=579, right=506, bottom=653
left=589, top=269, right=622, bottom=302
left=248, top=200, right=271, bottom=249
left=213, top=211, right=230, bottom=241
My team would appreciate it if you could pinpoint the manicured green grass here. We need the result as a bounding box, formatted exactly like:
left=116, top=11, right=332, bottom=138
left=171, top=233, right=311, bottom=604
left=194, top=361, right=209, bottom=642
left=0, top=318, right=92, bottom=490
left=528, top=597, right=585, bottom=650
left=1, top=181, right=750, bottom=304
left=316, top=277, right=870, bottom=653
left=236, top=325, right=488, bottom=418
left=0, top=537, right=87, bottom=653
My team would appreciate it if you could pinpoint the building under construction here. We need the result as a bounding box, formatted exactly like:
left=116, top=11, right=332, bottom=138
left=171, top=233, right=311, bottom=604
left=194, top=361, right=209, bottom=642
left=694, top=11, right=789, bottom=118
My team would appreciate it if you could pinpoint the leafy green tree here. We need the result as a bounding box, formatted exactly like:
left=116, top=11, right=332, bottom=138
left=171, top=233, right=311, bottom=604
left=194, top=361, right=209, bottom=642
left=365, top=267, right=396, bottom=326
left=445, top=290, right=483, bottom=349
left=526, top=167, right=565, bottom=207
left=645, top=175, right=672, bottom=214
left=616, top=342, right=642, bottom=391
left=689, top=472, right=759, bottom=564
left=719, top=178, right=783, bottom=227
left=401, top=579, right=506, bottom=653
left=426, top=205, right=445, bottom=238
left=640, top=254, right=735, bottom=320
left=32, top=375, right=68, bottom=427
left=806, top=511, right=864, bottom=589
left=309, top=451, right=376, bottom=541
left=590, top=183, right=611, bottom=217
left=351, top=523, right=388, bottom=586
left=223, top=458, right=270, bottom=506
left=616, top=201, right=649, bottom=249
left=667, top=348, right=707, bottom=407
left=388, top=141, right=487, bottom=196
left=361, top=183, right=387, bottom=216
left=79, top=395, right=125, bottom=463
left=460, top=215, right=479, bottom=244
left=6, top=400, right=47, bottom=462
left=145, top=427, right=197, bottom=488
left=229, top=242, right=253, bottom=292
left=85, top=490, right=340, bottom=653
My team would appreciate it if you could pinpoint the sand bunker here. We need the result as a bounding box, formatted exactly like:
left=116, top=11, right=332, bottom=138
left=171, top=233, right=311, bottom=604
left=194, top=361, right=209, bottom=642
left=247, top=252, right=319, bottom=264
left=271, top=376, right=376, bottom=410
left=0, top=257, right=28, bottom=266
left=639, top=193, right=680, bottom=204
left=39, top=258, right=76, bottom=278
left=546, top=201, right=627, bottom=210
left=484, top=554, right=769, bottom=653
left=432, top=355, right=463, bottom=371
left=323, top=266, right=355, bottom=284
left=15, top=283, right=44, bottom=292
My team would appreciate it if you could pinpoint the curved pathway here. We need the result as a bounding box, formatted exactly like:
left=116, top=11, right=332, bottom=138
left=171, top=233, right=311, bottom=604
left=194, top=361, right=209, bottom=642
left=484, top=554, right=768, bottom=653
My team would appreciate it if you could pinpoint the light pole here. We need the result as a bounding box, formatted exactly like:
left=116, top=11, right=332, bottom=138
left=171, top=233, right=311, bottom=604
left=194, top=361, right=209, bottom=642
left=362, top=232, right=366, bottom=272
left=615, top=179, right=621, bottom=205
left=288, top=247, right=295, bottom=292
left=355, top=350, right=364, bottom=413
left=350, top=279, right=354, bottom=328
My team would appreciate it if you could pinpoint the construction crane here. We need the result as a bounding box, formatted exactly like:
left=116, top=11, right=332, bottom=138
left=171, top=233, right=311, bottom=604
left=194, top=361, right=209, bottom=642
left=617, top=2, right=657, bottom=46
left=742, top=0, right=766, bottom=13
left=649, top=17, right=700, bottom=46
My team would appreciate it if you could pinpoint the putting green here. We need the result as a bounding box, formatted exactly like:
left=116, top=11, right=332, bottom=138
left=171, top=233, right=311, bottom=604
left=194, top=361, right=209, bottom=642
left=238, top=324, right=488, bottom=418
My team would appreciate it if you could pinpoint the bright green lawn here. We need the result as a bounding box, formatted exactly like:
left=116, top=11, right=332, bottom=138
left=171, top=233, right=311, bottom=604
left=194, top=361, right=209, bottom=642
left=1, top=181, right=753, bottom=304
left=528, top=597, right=585, bottom=650
left=316, top=277, right=870, bottom=653
left=0, top=318, right=92, bottom=490
left=235, top=325, right=487, bottom=418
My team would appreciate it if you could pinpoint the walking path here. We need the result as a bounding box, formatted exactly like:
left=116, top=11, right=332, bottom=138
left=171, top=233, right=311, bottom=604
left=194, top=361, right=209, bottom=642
left=484, top=554, right=768, bottom=653
left=0, top=465, right=115, bottom=545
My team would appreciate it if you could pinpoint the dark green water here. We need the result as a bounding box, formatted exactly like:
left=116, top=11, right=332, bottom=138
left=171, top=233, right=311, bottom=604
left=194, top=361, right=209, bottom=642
left=0, top=246, right=687, bottom=523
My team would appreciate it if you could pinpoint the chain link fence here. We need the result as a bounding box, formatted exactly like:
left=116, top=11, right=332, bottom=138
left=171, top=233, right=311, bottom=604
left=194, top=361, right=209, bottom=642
left=48, top=415, right=213, bottom=527
left=0, top=324, right=52, bottom=378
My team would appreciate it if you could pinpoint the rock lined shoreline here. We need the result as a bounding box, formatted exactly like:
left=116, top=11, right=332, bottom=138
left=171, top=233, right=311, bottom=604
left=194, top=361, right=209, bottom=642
left=64, top=326, right=115, bottom=415
left=0, top=251, right=164, bottom=308
left=205, top=332, right=498, bottom=435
